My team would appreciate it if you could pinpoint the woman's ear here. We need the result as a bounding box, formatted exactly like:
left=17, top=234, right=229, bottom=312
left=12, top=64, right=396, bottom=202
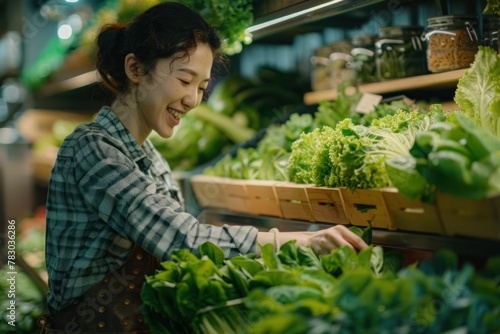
left=124, top=53, right=143, bottom=84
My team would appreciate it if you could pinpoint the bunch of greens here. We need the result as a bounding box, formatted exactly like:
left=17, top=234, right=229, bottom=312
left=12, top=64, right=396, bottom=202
left=484, top=0, right=500, bottom=15
left=386, top=111, right=500, bottom=200
left=454, top=46, right=500, bottom=138
left=313, top=82, right=426, bottom=130
left=203, top=113, right=315, bottom=180
left=248, top=250, right=500, bottom=334
left=177, top=0, right=253, bottom=55
left=288, top=108, right=445, bottom=189
left=140, top=225, right=396, bottom=334
left=141, top=227, right=500, bottom=334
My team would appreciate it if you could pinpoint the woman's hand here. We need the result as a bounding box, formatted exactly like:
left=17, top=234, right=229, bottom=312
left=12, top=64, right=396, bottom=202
left=295, top=225, right=369, bottom=255
left=257, top=225, right=368, bottom=256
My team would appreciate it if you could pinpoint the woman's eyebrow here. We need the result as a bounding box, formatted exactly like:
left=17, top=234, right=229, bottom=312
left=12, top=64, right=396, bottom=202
left=177, top=68, right=211, bottom=82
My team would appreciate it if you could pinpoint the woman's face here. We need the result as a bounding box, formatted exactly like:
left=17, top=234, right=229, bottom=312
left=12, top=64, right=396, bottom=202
left=136, top=42, right=213, bottom=139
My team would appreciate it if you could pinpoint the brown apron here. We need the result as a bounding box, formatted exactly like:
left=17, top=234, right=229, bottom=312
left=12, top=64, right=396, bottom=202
left=38, top=244, right=160, bottom=334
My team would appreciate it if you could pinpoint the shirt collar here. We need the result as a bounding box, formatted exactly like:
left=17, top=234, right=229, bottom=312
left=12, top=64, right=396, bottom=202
left=94, top=106, right=152, bottom=170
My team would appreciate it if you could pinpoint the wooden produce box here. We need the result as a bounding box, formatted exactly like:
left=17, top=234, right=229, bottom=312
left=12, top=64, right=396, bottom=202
left=306, top=186, right=349, bottom=225
left=382, top=188, right=445, bottom=234
left=437, top=193, right=500, bottom=240
left=340, top=188, right=396, bottom=230
left=221, top=179, right=254, bottom=215
left=274, top=182, right=315, bottom=221
left=245, top=180, right=282, bottom=217
left=190, top=175, right=231, bottom=210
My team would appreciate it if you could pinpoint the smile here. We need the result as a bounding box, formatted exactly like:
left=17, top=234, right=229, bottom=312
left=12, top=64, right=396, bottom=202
left=168, top=108, right=183, bottom=120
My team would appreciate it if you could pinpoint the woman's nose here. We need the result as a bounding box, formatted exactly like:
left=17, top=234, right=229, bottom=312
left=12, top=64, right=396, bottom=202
left=182, top=88, right=199, bottom=109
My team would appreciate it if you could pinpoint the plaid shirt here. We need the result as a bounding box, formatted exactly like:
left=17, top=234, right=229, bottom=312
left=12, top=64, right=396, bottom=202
left=45, top=106, right=257, bottom=312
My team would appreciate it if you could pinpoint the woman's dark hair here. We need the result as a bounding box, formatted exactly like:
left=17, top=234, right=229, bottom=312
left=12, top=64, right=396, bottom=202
left=96, top=2, right=227, bottom=96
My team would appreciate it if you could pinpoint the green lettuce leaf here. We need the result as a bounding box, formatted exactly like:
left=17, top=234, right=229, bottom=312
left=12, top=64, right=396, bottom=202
left=454, top=46, right=500, bottom=138
left=484, top=0, right=500, bottom=15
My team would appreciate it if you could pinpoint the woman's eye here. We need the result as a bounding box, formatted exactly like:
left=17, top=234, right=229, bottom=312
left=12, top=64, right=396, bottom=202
left=179, top=79, right=190, bottom=85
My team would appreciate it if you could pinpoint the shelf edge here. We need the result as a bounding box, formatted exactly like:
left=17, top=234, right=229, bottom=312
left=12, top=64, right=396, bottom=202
left=303, top=68, right=467, bottom=104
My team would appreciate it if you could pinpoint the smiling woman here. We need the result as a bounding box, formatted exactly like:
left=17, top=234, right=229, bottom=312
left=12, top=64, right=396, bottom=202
left=40, top=2, right=367, bottom=333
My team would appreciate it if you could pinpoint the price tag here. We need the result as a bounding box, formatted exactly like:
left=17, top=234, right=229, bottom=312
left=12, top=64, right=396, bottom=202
left=355, top=93, right=383, bottom=114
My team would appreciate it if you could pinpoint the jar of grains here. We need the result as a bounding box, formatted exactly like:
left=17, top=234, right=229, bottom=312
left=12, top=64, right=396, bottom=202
left=328, top=40, right=354, bottom=90
left=375, top=26, right=427, bottom=80
left=425, top=15, right=479, bottom=73
left=310, top=45, right=333, bottom=91
left=351, top=34, right=378, bottom=83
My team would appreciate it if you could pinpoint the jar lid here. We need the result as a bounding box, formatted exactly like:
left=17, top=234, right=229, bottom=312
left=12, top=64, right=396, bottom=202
left=427, top=15, right=478, bottom=28
left=378, top=26, right=424, bottom=38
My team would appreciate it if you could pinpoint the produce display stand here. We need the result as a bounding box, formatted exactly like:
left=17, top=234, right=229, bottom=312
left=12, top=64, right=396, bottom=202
left=199, top=207, right=500, bottom=258
left=191, top=175, right=500, bottom=257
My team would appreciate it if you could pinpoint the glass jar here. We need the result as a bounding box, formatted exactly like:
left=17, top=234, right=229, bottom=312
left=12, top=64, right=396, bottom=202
left=351, top=34, right=377, bottom=83
left=425, top=15, right=479, bottom=73
left=310, top=45, right=333, bottom=91
left=375, top=26, right=426, bottom=80
left=483, top=15, right=500, bottom=52
left=329, top=40, right=354, bottom=90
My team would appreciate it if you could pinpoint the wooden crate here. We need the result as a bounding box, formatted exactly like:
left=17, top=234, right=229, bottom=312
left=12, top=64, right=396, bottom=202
left=306, top=186, right=348, bottom=224
left=382, top=188, right=445, bottom=234
left=245, top=180, right=282, bottom=217
left=437, top=193, right=500, bottom=240
left=340, top=188, right=396, bottom=230
left=190, top=175, right=229, bottom=210
left=221, top=178, right=253, bottom=215
left=274, top=182, right=315, bottom=221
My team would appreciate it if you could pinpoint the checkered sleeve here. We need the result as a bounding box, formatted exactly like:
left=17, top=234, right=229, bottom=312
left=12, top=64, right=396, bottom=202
left=73, top=133, right=258, bottom=260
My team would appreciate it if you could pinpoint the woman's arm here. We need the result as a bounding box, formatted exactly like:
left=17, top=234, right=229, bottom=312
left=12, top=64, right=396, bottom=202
left=256, top=225, right=368, bottom=256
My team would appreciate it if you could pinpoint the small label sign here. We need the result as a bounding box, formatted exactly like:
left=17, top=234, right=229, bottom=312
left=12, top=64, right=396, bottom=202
left=355, top=93, right=383, bottom=114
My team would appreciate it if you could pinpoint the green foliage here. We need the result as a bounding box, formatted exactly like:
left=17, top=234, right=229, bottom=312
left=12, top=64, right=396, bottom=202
left=204, top=113, right=315, bottom=181
left=141, top=228, right=500, bottom=334
left=484, top=0, right=500, bottom=15
left=386, top=110, right=500, bottom=200
left=306, top=109, right=439, bottom=190
left=454, top=46, right=500, bottom=138
left=176, top=0, right=254, bottom=55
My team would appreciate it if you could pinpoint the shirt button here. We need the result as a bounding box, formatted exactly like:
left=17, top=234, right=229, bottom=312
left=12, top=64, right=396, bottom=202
left=136, top=253, right=143, bottom=260
left=103, top=277, right=110, bottom=283
left=128, top=283, right=135, bottom=290
left=133, top=268, right=140, bottom=275
left=123, top=298, right=131, bottom=306
left=98, top=321, right=105, bottom=328
left=98, top=306, right=105, bottom=313
left=122, top=319, right=129, bottom=327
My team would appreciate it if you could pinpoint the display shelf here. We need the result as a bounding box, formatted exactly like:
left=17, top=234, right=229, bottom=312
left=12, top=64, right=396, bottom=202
left=303, top=68, right=467, bottom=104
left=199, top=207, right=500, bottom=257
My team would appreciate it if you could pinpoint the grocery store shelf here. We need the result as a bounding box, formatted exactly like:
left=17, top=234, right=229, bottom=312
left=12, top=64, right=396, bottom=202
left=303, top=68, right=467, bottom=104
left=199, top=208, right=500, bottom=257
left=38, top=70, right=100, bottom=97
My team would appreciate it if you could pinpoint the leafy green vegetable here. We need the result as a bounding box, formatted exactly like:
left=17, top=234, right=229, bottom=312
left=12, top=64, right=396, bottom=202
left=387, top=110, right=500, bottom=200
left=204, top=113, right=314, bottom=181
left=454, top=46, right=500, bottom=138
left=484, top=0, right=500, bottom=15
left=142, top=233, right=500, bottom=334
left=176, top=0, right=253, bottom=55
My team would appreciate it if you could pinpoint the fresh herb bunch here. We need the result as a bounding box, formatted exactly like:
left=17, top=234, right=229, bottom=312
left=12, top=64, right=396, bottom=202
left=141, top=227, right=500, bottom=334
left=177, top=0, right=254, bottom=55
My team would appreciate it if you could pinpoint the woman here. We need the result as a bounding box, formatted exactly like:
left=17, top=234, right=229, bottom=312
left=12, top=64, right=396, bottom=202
left=41, top=2, right=367, bottom=333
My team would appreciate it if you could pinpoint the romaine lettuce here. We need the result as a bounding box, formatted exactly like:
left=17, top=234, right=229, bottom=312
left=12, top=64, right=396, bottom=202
left=454, top=46, right=500, bottom=138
